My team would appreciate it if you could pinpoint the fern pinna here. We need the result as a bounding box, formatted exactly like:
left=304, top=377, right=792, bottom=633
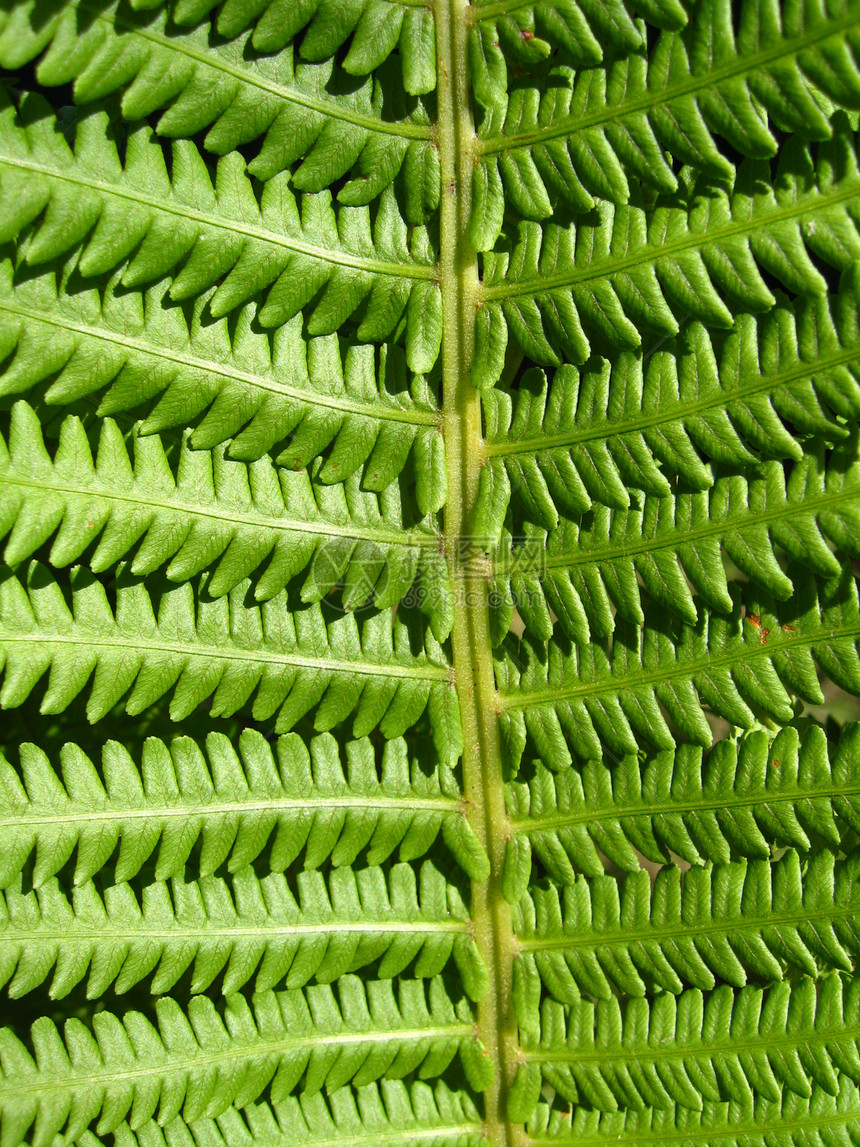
left=1, top=0, right=860, bottom=1144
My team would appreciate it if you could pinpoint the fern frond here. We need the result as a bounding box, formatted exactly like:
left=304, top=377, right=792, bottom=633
left=0, top=402, right=452, bottom=634
left=526, top=1074, right=860, bottom=1146
left=470, top=0, right=646, bottom=91
left=509, top=973, right=860, bottom=1119
left=498, top=567, right=860, bottom=769
left=504, top=724, right=854, bottom=881
left=2, top=2, right=860, bottom=1144
left=0, top=94, right=443, bottom=371
left=514, top=848, right=859, bottom=1003
left=0, top=562, right=464, bottom=763
left=478, top=294, right=860, bottom=526
left=471, top=0, right=860, bottom=238
left=109, top=1080, right=483, bottom=1147
left=0, top=264, right=447, bottom=511
left=0, top=0, right=437, bottom=193
left=0, top=976, right=479, bottom=1147
left=475, top=123, right=860, bottom=378
left=144, top=0, right=439, bottom=94
left=490, top=437, right=856, bottom=641
left=0, top=859, right=488, bottom=1000
left=0, top=729, right=489, bottom=889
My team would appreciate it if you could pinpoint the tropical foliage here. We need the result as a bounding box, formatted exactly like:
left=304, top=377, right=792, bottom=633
left=1, top=0, right=860, bottom=1145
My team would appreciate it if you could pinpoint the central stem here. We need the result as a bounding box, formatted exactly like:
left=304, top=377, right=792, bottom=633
left=434, top=3, right=519, bottom=1144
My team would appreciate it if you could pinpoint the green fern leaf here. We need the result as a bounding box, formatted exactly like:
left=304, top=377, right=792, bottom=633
left=0, top=94, right=442, bottom=368
left=479, top=291, right=860, bottom=521
left=0, top=1, right=435, bottom=188
left=0, top=728, right=487, bottom=888
left=477, top=123, right=860, bottom=378
left=515, top=848, right=860, bottom=1000
left=504, top=724, right=854, bottom=880
left=108, top=1081, right=483, bottom=1147
left=0, top=261, right=448, bottom=512
left=0, top=562, right=463, bottom=761
left=527, top=1075, right=860, bottom=1145
left=489, top=438, right=855, bottom=640
left=0, top=977, right=478, bottom=1146
left=2, top=1, right=860, bottom=1144
left=512, top=974, right=860, bottom=1119
left=0, top=859, right=488, bottom=1000
left=0, top=401, right=453, bottom=634
left=473, top=0, right=860, bottom=232
left=495, top=567, right=860, bottom=769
